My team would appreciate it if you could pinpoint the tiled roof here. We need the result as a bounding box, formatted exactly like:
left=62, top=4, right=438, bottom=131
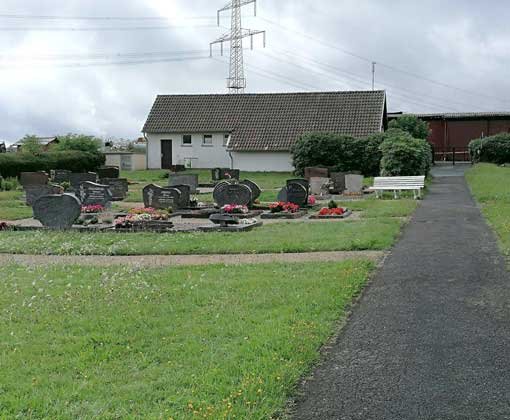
left=143, top=91, right=387, bottom=152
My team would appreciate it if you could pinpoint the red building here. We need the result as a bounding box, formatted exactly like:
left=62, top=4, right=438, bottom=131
left=389, top=112, right=510, bottom=161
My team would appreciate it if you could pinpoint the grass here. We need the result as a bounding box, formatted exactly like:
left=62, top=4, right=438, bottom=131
left=0, top=218, right=403, bottom=255
left=466, top=163, right=510, bottom=254
left=0, top=190, right=33, bottom=221
left=337, top=197, right=418, bottom=218
left=0, top=260, right=374, bottom=419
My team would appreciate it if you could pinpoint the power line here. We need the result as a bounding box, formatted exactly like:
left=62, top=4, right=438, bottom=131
left=0, top=13, right=216, bottom=21
left=0, top=24, right=217, bottom=32
left=260, top=17, right=510, bottom=108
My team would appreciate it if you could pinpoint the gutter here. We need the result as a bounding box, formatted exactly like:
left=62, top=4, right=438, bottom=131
left=143, top=132, right=149, bottom=170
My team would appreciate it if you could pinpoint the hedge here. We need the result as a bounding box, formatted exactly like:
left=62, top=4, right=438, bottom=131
left=291, top=132, right=383, bottom=176
left=469, top=133, right=510, bottom=164
left=0, top=151, right=105, bottom=178
left=379, top=129, right=432, bottom=176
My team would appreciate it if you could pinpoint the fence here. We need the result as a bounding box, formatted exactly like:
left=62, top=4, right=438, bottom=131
left=431, top=146, right=470, bottom=165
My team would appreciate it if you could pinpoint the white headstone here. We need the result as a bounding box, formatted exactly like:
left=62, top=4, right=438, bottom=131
left=345, top=174, right=364, bottom=194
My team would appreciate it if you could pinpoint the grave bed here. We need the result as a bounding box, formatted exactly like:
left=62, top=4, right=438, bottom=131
left=308, top=210, right=353, bottom=220
left=114, top=221, right=175, bottom=233
left=222, top=210, right=264, bottom=219
left=198, top=221, right=263, bottom=233
left=261, top=211, right=308, bottom=219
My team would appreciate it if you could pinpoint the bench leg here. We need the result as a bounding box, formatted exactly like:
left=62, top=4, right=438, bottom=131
left=394, top=190, right=398, bottom=200
left=413, top=190, right=417, bottom=200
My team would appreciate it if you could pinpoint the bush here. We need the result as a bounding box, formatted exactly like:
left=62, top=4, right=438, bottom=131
left=0, top=177, right=19, bottom=191
left=469, top=133, right=510, bottom=164
left=0, top=151, right=105, bottom=178
left=380, top=130, right=432, bottom=176
left=54, top=133, right=103, bottom=154
left=291, top=132, right=383, bottom=176
left=388, top=115, right=430, bottom=140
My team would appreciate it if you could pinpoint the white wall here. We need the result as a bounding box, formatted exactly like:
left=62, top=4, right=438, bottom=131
left=146, top=133, right=231, bottom=169
left=232, top=152, right=294, bottom=172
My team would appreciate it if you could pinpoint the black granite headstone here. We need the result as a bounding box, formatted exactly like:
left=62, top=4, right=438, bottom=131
left=170, top=184, right=191, bottom=209
left=25, top=184, right=64, bottom=206
left=213, top=183, right=252, bottom=207
left=100, top=178, right=128, bottom=201
left=69, top=172, right=97, bottom=191
left=241, top=179, right=261, bottom=201
left=169, top=174, right=198, bottom=194
left=19, top=172, right=49, bottom=187
left=33, top=193, right=81, bottom=229
left=97, top=166, right=120, bottom=179
left=286, top=182, right=308, bottom=207
left=79, top=181, right=113, bottom=206
left=330, top=172, right=347, bottom=194
left=51, top=170, right=71, bottom=184
left=143, top=184, right=178, bottom=209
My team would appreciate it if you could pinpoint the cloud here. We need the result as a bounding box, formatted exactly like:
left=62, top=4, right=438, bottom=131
left=1, top=0, right=510, bottom=144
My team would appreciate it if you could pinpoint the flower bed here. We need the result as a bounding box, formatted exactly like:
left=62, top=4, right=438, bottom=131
left=81, top=205, right=106, bottom=214
left=0, top=221, right=12, bottom=231
left=309, top=206, right=352, bottom=219
left=114, top=208, right=173, bottom=232
left=261, top=202, right=307, bottom=219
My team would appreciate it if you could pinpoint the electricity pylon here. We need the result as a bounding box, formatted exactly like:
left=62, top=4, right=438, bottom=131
left=210, top=0, right=266, bottom=93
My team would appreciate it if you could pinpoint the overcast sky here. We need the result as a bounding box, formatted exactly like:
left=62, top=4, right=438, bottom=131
left=1, top=0, right=509, bottom=144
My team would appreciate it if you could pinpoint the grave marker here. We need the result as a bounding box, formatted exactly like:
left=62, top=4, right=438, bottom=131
left=79, top=181, right=113, bottom=206
left=143, top=184, right=179, bottom=209
left=69, top=172, right=97, bottom=191
left=304, top=167, right=329, bottom=180
left=345, top=174, right=364, bottom=194
left=97, top=166, right=120, bottom=179
left=25, top=184, right=64, bottom=206
left=241, top=179, right=261, bottom=202
left=19, top=172, right=49, bottom=187
left=100, top=178, right=128, bottom=201
left=286, top=182, right=308, bottom=207
left=169, top=174, right=198, bottom=194
left=213, top=183, right=252, bottom=207
left=51, top=170, right=71, bottom=184
left=33, top=193, right=81, bottom=229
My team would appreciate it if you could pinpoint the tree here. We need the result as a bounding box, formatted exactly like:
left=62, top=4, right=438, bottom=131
left=388, top=115, right=430, bottom=140
left=54, top=133, right=103, bottom=154
left=19, top=135, right=43, bottom=154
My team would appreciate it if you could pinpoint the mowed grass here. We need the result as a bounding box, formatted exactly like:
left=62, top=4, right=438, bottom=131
left=466, top=163, right=510, bottom=254
left=0, top=260, right=374, bottom=419
left=0, top=190, right=33, bottom=221
left=336, top=198, right=418, bottom=218
left=0, top=218, right=403, bottom=255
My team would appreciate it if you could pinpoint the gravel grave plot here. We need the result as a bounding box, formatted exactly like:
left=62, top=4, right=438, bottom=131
left=0, top=251, right=385, bottom=267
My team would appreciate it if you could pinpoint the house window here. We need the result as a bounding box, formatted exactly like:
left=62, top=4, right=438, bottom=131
left=203, top=134, right=213, bottom=146
left=182, top=135, right=192, bottom=146
left=223, top=134, right=230, bottom=147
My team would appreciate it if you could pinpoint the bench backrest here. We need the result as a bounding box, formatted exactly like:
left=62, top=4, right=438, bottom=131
left=373, top=176, right=425, bottom=188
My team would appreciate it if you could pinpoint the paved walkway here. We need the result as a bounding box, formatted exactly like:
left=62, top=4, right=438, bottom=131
left=0, top=250, right=384, bottom=268
left=292, top=174, right=510, bottom=419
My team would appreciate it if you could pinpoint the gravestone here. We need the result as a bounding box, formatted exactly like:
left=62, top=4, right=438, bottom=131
left=286, top=182, right=308, bottom=206
left=213, top=183, right=252, bottom=207
left=309, top=177, right=331, bottom=196
left=143, top=184, right=179, bottom=209
left=287, top=178, right=309, bottom=192
left=33, top=193, right=81, bottom=229
left=241, top=179, right=261, bottom=202
left=25, top=184, right=64, bottom=206
left=170, top=184, right=191, bottom=208
left=69, top=172, right=97, bottom=191
left=100, top=178, right=128, bottom=201
left=345, top=174, right=364, bottom=194
left=79, top=181, right=113, bottom=206
left=51, top=170, right=71, bottom=184
left=209, top=213, right=239, bottom=227
left=169, top=174, right=199, bottom=194
left=304, top=167, right=329, bottom=180
left=330, top=172, right=347, bottom=194
left=97, top=166, right=120, bottom=179
left=277, top=187, right=288, bottom=202
left=212, top=168, right=240, bottom=181
left=20, top=172, right=49, bottom=187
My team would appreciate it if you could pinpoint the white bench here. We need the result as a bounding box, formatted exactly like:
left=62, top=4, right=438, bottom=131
left=369, top=176, right=426, bottom=199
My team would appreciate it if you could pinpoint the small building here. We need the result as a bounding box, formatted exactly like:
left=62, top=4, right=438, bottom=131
left=10, top=136, right=60, bottom=152
left=0, top=141, right=6, bottom=153
left=390, top=112, right=510, bottom=161
left=143, top=91, right=388, bottom=172
left=104, top=151, right=147, bottom=171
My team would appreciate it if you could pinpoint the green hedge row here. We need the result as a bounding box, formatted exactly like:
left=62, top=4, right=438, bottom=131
left=291, top=129, right=432, bottom=177
left=469, top=133, right=510, bottom=164
left=0, top=151, right=105, bottom=178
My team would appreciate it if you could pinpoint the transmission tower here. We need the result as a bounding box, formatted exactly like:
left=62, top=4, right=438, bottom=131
left=210, top=0, right=266, bottom=93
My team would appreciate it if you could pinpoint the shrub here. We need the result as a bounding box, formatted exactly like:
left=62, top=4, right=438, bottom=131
left=469, top=133, right=510, bottom=164
left=0, top=151, right=105, bottom=178
left=54, top=133, right=103, bottom=154
left=380, top=130, right=432, bottom=176
left=388, top=115, right=430, bottom=140
left=0, top=177, right=19, bottom=191
left=17, top=135, right=44, bottom=154
left=291, top=132, right=383, bottom=176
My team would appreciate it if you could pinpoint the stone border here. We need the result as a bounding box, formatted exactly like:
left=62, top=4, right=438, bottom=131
left=261, top=211, right=308, bottom=219
left=198, top=221, right=263, bottom=233
left=308, top=210, right=353, bottom=220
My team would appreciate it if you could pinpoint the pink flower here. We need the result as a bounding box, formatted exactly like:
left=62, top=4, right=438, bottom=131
left=308, top=195, right=316, bottom=205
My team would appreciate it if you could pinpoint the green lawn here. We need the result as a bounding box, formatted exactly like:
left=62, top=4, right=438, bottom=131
left=0, top=190, right=33, bottom=221
left=0, top=218, right=403, bottom=255
left=0, top=260, right=374, bottom=419
left=336, top=198, right=418, bottom=218
left=466, top=163, right=510, bottom=254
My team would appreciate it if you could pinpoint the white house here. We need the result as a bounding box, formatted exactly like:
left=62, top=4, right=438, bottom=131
left=142, top=90, right=388, bottom=172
